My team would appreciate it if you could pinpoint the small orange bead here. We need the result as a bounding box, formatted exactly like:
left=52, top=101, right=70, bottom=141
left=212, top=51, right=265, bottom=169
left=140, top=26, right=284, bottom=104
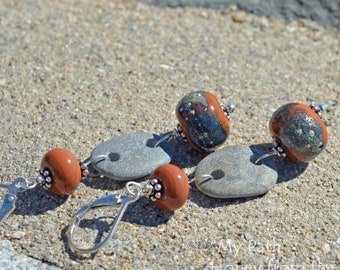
left=151, top=164, right=189, bottom=211
left=40, top=148, right=82, bottom=195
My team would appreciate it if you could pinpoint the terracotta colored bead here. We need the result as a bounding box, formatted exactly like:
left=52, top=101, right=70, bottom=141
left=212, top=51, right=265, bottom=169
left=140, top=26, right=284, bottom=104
left=151, top=164, right=189, bottom=211
left=269, top=103, right=328, bottom=162
left=40, top=148, right=82, bottom=195
left=176, top=91, right=230, bottom=152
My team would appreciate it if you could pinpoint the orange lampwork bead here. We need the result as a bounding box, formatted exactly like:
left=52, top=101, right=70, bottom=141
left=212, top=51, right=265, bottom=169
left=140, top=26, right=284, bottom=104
left=40, top=148, right=82, bottom=195
left=176, top=91, right=231, bottom=152
left=151, top=164, right=189, bottom=211
left=269, top=103, right=328, bottom=162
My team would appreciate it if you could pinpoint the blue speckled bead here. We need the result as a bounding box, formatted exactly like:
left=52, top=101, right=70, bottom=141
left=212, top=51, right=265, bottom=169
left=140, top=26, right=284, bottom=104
left=269, top=103, right=328, bottom=162
left=176, top=91, right=230, bottom=152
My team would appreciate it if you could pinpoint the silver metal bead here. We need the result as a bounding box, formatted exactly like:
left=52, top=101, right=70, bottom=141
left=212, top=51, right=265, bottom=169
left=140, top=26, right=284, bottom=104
left=319, top=104, right=326, bottom=112
left=154, top=184, right=162, bottom=191
left=150, top=179, right=158, bottom=185
left=227, top=103, right=235, bottom=113
left=82, top=169, right=89, bottom=176
left=154, top=192, right=161, bottom=199
left=37, top=174, right=45, bottom=184
left=149, top=196, right=157, bottom=201
left=43, top=170, right=50, bottom=177
left=45, top=182, right=52, bottom=189
left=221, top=103, right=235, bottom=120
left=143, top=184, right=154, bottom=196
left=79, top=162, right=87, bottom=170
left=45, top=176, right=52, bottom=183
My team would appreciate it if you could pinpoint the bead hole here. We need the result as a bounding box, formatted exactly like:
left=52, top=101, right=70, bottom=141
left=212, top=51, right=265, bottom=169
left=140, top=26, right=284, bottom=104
left=108, top=152, right=120, bottom=162
left=210, top=169, right=225, bottom=180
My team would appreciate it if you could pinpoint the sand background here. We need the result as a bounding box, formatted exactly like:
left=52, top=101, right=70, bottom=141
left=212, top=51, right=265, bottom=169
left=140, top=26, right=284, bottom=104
left=0, top=0, right=339, bottom=269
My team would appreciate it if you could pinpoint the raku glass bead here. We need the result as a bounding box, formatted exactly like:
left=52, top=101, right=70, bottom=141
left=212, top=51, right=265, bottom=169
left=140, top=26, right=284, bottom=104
left=269, top=103, right=328, bottom=162
left=40, top=148, right=82, bottom=195
left=151, top=164, right=189, bottom=211
left=176, top=91, right=230, bottom=152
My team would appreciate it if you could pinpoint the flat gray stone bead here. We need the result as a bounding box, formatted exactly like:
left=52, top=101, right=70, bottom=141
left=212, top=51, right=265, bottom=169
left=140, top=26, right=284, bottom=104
left=90, top=131, right=174, bottom=181
left=194, top=145, right=277, bottom=198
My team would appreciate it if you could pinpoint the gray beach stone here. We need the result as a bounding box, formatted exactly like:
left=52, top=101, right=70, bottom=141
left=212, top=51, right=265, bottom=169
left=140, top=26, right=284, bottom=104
left=0, top=240, right=60, bottom=270
left=194, top=145, right=278, bottom=198
left=90, top=132, right=174, bottom=181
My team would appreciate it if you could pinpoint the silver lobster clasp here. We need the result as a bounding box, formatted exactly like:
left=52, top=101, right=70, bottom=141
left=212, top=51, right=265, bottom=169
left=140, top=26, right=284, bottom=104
left=67, top=181, right=150, bottom=254
left=0, top=177, right=37, bottom=222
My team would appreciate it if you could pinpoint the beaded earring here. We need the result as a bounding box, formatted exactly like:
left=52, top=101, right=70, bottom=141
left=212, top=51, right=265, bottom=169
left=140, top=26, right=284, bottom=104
left=0, top=91, right=233, bottom=222
left=0, top=148, right=106, bottom=221
left=89, top=90, right=234, bottom=181
left=191, top=102, right=328, bottom=199
left=66, top=91, right=234, bottom=254
left=67, top=164, right=189, bottom=254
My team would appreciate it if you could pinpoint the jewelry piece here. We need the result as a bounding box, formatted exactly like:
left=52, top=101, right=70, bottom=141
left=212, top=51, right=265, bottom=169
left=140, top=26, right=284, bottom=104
left=0, top=148, right=106, bottom=222
left=0, top=91, right=233, bottom=221
left=90, top=90, right=234, bottom=181
left=66, top=91, right=233, bottom=253
left=156, top=90, right=234, bottom=152
left=192, top=103, right=328, bottom=199
left=67, top=164, right=189, bottom=254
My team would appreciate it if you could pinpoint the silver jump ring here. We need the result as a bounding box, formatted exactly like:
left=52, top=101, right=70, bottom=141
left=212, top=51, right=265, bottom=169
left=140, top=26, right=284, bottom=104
left=14, top=177, right=37, bottom=192
left=153, top=132, right=174, bottom=148
left=83, top=155, right=108, bottom=166
left=125, top=181, right=143, bottom=196
left=26, top=178, right=39, bottom=189
left=255, top=150, right=280, bottom=165
left=189, top=174, right=213, bottom=184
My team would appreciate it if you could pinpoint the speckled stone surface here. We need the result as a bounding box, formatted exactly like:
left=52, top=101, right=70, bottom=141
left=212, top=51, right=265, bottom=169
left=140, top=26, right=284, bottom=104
left=90, top=131, right=174, bottom=180
left=0, top=240, right=60, bottom=270
left=194, top=145, right=278, bottom=198
left=0, top=0, right=339, bottom=269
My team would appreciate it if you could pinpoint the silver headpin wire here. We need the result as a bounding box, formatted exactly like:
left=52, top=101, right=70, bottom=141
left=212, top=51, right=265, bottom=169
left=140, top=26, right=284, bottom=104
left=254, top=141, right=286, bottom=165
left=153, top=124, right=184, bottom=148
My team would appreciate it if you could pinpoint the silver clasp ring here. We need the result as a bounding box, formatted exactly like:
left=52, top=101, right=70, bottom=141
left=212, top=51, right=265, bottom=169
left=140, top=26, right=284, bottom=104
left=0, top=177, right=38, bottom=222
left=67, top=182, right=143, bottom=254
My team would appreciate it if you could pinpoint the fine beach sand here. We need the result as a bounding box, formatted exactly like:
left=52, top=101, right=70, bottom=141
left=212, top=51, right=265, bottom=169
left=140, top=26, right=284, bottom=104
left=0, top=1, right=339, bottom=269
